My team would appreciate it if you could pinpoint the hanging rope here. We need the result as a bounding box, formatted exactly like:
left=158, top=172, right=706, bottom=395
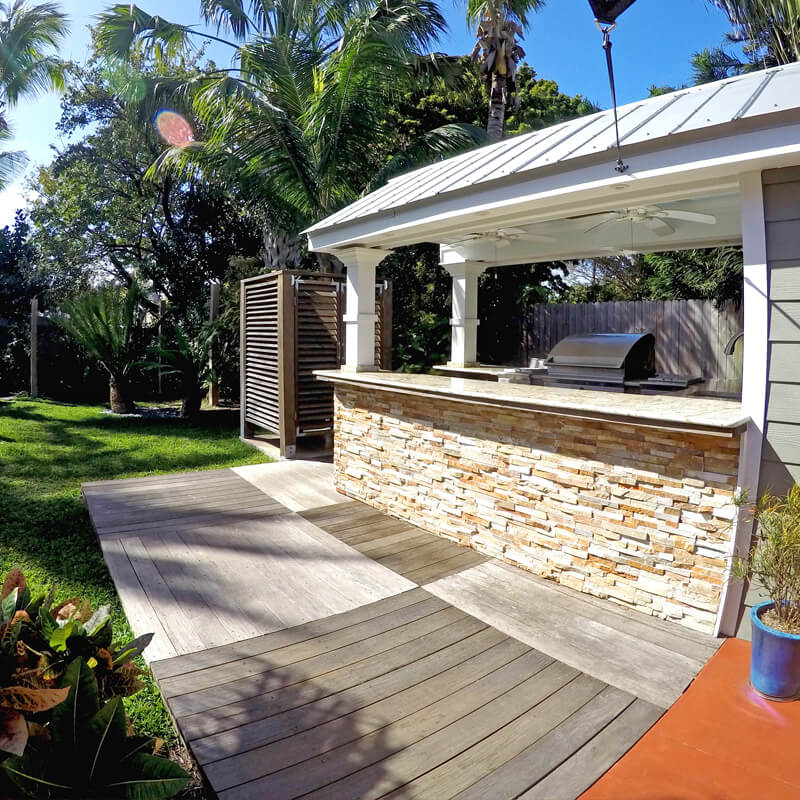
left=596, top=21, right=628, bottom=174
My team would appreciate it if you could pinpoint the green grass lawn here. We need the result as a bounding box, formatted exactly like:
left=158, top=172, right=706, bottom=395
left=0, top=397, right=270, bottom=741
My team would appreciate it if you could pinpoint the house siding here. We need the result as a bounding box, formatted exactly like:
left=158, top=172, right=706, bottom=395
left=761, top=167, right=800, bottom=494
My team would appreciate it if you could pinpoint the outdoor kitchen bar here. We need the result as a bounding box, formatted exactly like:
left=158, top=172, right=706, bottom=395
left=304, top=63, right=800, bottom=639
left=315, top=369, right=747, bottom=635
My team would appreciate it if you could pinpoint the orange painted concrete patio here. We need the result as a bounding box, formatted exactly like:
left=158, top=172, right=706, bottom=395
left=581, top=638, right=800, bottom=800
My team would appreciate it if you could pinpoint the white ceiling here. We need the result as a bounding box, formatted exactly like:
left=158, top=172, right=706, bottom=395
left=437, top=192, right=742, bottom=267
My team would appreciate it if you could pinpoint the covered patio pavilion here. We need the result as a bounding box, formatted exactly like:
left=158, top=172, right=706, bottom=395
left=307, top=60, right=800, bottom=639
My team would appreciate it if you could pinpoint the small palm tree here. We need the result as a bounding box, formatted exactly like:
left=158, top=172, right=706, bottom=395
left=467, top=0, right=544, bottom=142
left=143, top=323, right=216, bottom=418
left=57, top=283, right=147, bottom=414
left=0, top=1, right=68, bottom=188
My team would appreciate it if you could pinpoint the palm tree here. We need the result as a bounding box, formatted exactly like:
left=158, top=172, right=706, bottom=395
left=467, top=0, right=544, bottom=143
left=0, top=1, right=68, bottom=187
left=96, top=1, right=485, bottom=269
left=707, top=1, right=800, bottom=66
left=57, top=283, right=147, bottom=414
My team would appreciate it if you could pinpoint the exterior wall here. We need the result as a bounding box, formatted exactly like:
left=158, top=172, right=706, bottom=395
left=333, top=386, right=741, bottom=634
left=761, top=167, right=800, bottom=492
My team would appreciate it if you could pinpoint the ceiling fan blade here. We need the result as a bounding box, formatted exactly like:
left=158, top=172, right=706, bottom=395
left=644, top=217, right=674, bottom=236
left=584, top=217, right=619, bottom=234
left=517, top=233, right=556, bottom=243
left=657, top=209, right=717, bottom=225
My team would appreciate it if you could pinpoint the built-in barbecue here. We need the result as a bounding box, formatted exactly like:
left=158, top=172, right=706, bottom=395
left=543, top=332, right=702, bottom=393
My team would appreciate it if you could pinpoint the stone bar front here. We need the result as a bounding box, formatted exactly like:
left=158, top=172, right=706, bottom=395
left=315, top=371, right=748, bottom=634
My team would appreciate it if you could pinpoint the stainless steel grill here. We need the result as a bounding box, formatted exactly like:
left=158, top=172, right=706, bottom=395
left=543, top=333, right=656, bottom=392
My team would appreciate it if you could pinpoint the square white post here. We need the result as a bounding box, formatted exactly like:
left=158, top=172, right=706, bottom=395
left=715, top=171, right=769, bottom=637
left=333, top=247, right=392, bottom=372
left=443, top=262, right=487, bottom=367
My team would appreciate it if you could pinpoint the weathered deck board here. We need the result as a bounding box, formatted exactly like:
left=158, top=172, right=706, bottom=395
left=425, top=560, right=721, bottom=708
left=301, top=501, right=490, bottom=583
left=85, top=468, right=415, bottom=659
left=150, top=589, right=658, bottom=800
left=84, top=467, right=721, bottom=799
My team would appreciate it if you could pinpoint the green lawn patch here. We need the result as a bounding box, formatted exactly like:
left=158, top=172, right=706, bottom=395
left=0, top=398, right=270, bottom=742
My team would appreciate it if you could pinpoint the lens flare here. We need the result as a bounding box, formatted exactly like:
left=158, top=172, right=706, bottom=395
left=154, top=110, right=194, bottom=148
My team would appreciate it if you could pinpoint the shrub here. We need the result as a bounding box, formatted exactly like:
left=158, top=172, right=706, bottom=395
left=733, top=485, right=800, bottom=633
left=0, top=568, right=189, bottom=798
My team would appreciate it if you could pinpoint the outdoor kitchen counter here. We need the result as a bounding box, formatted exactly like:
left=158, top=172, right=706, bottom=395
left=315, top=368, right=747, bottom=635
left=314, top=370, right=748, bottom=433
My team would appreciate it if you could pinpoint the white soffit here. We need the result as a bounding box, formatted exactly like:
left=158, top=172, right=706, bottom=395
left=306, top=62, right=800, bottom=249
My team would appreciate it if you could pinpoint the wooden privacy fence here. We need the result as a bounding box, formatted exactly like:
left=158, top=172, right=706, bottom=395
left=240, top=270, right=392, bottom=458
left=523, top=299, right=743, bottom=392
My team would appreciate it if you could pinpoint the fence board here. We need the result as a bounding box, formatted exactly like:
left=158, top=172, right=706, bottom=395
left=522, top=299, right=742, bottom=390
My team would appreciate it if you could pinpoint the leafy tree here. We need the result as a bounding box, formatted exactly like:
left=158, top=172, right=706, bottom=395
left=0, top=213, right=37, bottom=392
left=56, top=282, right=148, bottom=414
left=96, top=0, right=487, bottom=268
left=0, top=1, right=68, bottom=187
left=560, top=248, right=743, bottom=308
left=29, top=57, right=263, bottom=320
left=467, top=0, right=544, bottom=142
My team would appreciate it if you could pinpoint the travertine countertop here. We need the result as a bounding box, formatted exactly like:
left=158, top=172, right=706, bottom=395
left=314, top=369, right=748, bottom=431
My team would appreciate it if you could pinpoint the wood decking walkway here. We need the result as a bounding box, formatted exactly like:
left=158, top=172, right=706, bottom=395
left=83, top=462, right=722, bottom=799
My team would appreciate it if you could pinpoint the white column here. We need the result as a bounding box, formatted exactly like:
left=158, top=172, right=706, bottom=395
left=333, top=247, right=392, bottom=372
left=443, top=262, right=487, bottom=367
left=715, top=171, right=769, bottom=637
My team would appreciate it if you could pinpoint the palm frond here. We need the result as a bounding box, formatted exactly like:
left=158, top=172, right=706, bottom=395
left=0, top=0, right=68, bottom=105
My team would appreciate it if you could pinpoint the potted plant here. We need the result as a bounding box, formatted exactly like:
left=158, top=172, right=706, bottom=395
left=734, top=485, right=800, bottom=700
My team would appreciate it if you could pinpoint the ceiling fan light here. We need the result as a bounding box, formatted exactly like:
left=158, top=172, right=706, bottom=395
left=587, top=0, right=638, bottom=24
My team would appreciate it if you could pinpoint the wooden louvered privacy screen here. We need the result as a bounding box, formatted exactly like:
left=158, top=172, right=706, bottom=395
left=240, top=270, right=392, bottom=458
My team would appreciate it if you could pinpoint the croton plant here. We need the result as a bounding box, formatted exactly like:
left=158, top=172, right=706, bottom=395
left=0, top=567, right=189, bottom=799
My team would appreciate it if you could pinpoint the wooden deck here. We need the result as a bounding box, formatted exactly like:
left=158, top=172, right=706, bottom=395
left=151, top=588, right=663, bottom=800
left=300, top=501, right=489, bottom=584
left=83, top=462, right=723, bottom=799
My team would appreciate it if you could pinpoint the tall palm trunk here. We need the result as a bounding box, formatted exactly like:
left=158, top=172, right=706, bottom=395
left=109, top=376, right=136, bottom=414
left=487, top=72, right=507, bottom=143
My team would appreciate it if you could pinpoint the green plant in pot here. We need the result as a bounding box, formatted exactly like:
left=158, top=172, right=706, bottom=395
left=734, top=485, right=800, bottom=700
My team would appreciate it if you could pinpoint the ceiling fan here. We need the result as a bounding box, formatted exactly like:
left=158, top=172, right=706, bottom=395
left=581, top=205, right=717, bottom=237
left=448, top=227, right=555, bottom=249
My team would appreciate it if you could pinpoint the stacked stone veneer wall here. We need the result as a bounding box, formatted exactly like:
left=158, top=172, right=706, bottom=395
left=333, top=386, right=742, bottom=634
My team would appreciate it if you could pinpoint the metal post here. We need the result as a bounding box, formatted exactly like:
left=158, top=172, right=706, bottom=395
left=30, top=297, right=38, bottom=399
left=207, top=282, right=221, bottom=407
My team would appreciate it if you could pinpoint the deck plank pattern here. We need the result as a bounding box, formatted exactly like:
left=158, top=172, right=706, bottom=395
left=84, top=466, right=725, bottom=798
left=300, top=501, right=489, bottom=583
left=83, top=469, right=414, bottom=661
left=152, top=589, right=662, bottom=800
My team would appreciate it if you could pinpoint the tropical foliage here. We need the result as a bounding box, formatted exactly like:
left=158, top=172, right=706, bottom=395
left=56, top=282, right=148, bottom=414
left=734, top=486, right=800, bottom=635
left=0, top=567, right=185, bottom=799
left=143, top=322, right=217, bottom=417
left=561, top=248, right=744, bottom=308
left=0, top=0, right=68, bottom=187
left=3, top=658, right=189, bottom=799
left=95, top=0, right=487, bottom=266
left=694, top=0, right=800, bottom=83
left=467, top=0, right=544, bottom=141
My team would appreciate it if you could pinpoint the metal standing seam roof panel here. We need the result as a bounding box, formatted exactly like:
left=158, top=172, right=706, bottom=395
left=306, top=62, right=800, bottom=235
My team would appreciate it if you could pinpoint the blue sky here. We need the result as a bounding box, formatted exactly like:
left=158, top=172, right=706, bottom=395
left=2, top=0, right=734, bottom=225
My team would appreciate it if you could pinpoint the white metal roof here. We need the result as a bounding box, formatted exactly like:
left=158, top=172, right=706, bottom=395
left=307, top=61, right=800, bottom=239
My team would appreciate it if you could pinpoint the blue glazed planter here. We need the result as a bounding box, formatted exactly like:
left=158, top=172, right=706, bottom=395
left=750, top=600, right=800, bottom=701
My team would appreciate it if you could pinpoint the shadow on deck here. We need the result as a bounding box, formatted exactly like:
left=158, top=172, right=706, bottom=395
left=82, top=462, right=723, bottom=799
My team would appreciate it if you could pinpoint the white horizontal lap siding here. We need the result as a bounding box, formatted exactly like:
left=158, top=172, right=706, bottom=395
left=762, top=166, right=800, bottom=492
